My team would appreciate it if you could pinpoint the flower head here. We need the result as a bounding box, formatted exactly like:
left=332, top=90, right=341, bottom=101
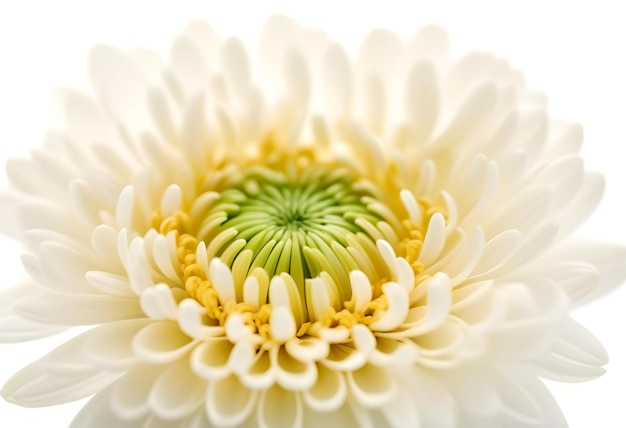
left=1, top=15, right=625, bottom=427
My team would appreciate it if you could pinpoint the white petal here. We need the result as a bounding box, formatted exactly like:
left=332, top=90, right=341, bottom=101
left=270, top=306, right=297, bottom=343
left=206, top=375, right=257, bottom=427
left=349, top=270, right=373, bottom=313
left=14, top=293, right=142, bottom=325
left=258, top=384, right=303, bottom=428
left=85, top=271, right=134, bottom=296
left=403, top=272, right=451, bottom=336
left=303, top=364, right=347, bottom=412
left=82, top=319, right=152, bottom=371
left=369, top=282, right=409, bottom=331
left=132, top=320, right=195, bottom=364
left=127, top=237, right=155, bottom=294
left=140, top=284, right=179, bottom=320
left=160, top=184, right=183, bottom=217
left=553, top=318, right=608, bottom=366
left=418, top=213, right=446, bottom=265
left=38, top=241, right=100, bottom=294
left=1, top=359, right=119, bottom=407
left=148, top=357, right=207, bottom=420
left=0, top=313, right=66, bottom=342
left=209, top=258, right=236, bottom=305
left=178, top=298, right=224, bottom=340
left=71, top=385, right=141, bottom=428
left=381, top=385, right=420, bottom=428
left=190, top=339, right=233, bottom=381
left=88, top=44, right=151, bottom=135
left=285, top=337, right=329, bottom=363
left=347, top=364, right=396, bottom=408
left=444, top=367, right=501, bottom=417
left=405, top=60, right=439, bottom=143
left=322, top=343, right=367, bottom=372
left=220, top=37, right=251, bottom=103
left=352, top=323, right=377, bottom=356
left=323, top=43, right=353, bottom=116
left=111, top=364, right=166, bottom=420
left=272, top=346, right=318, bottom=391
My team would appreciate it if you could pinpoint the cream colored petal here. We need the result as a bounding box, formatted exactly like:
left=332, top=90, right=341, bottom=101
left=398, top=366, right=456, bottom=428
left=349, top=270, right=373, bottom=313
left=285, top=337, right=330, bottom=363
left=302, top=363, right=346, bottom=412
left=368, top=337, right=416, bottom=366
left=38, top=241, right=101, bottom=294
left=209, top=258, right=236, bottom=305
left=504, top=369, right=569, bottom=428
left=0, top=313, right=66, bottom=342
left=356, top=28, right=401, bottom=84
left=305, top=276, right=340, bottom=323
left=557, top=172, right=605, bottom=239
left=346, top=364, right=396, bottom=408
left=405, top=24, right=450, bottom=71
left=405, top=60, right=439, bottom=144
left=469, top=229, right=522, bottom=280
left=70, top=385, right=142, bottom=428
left=111, top=364, right=166, bottom=420
left=85, top=271, right=134, bottom=297
left=127, top=237, right=156, bottom=294
left=133, top=320, right=195, bottom=364
left=269, top=273, right=305, bottom=326
left=401, top=272, right=451, bottom=337
left=0, top=190, right=22, bottom=239
left=434, top=83, right=498, bottom=150
left=238, top=349, right=276, bottom=390
left=220, top=37, right=251, bottom=105
left=450, top=280, right=494, bottom=324
left=323, top=43, right=353, bottom=117
left=553, top=317, right=608, bottom=366
left=148, top=357, right=207, bottom=421
left=178, top=298, right=225, bottom=340
left=498, top=223, right=559, bottom=273
left=270, top=306, right=297, bottom=343
left=492, top=370, right=542, bottom=425
left=148, top=86, right=178, bottom=144
left=88, top=44, right=151, bottom=135
left=1, top=358, right=119, bottom=407
left=418, top=213, right=446, bottom=265
left=206, top=375, right=257, bottom=427
left=258, top=384, right=303, bottom=428
left=151, top=232, right=181, bottom=282
left=443, top=367, right=501, bottom=417
left=316, top=325, right=351, bottom=344
left=380, top=385, right=420, bottom=428
left=140, top=284, right=179, bottom=320
left=83, top=319, right=152, bottom=371
left=442, top=226, right=485, bottom=287
left=413, top=318, right=469, bottom=367
left=228, top=340, right=257, bottom=375
left=369, top=282, right=409, bottom=332
left=272, top=346, right=317, bottom=391
left=547, top=240, right=626, bottom=306
left=322, top=343, right=367, bottom=372
left=190, top=339, right=233, bottom=381
left=352, top=323, right=377, bottom=357
left=14, top=293, right=143, bottom=325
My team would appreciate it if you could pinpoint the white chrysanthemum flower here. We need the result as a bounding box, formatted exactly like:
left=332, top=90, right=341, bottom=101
left=1, top=15, right=625, bottom=427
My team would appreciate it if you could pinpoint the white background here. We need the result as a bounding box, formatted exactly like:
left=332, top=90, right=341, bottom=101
left=0, top=0, right=625, bottom=426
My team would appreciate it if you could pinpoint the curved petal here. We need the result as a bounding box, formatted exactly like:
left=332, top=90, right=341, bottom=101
left=132, top=320, right=195, bottom=364
left=206, top=375, right=257, bottom=427
left=148, top=357, right=207, bottom=420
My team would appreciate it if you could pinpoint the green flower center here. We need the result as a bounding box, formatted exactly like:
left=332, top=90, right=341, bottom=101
left=195, top=165, right=391, bottom=289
